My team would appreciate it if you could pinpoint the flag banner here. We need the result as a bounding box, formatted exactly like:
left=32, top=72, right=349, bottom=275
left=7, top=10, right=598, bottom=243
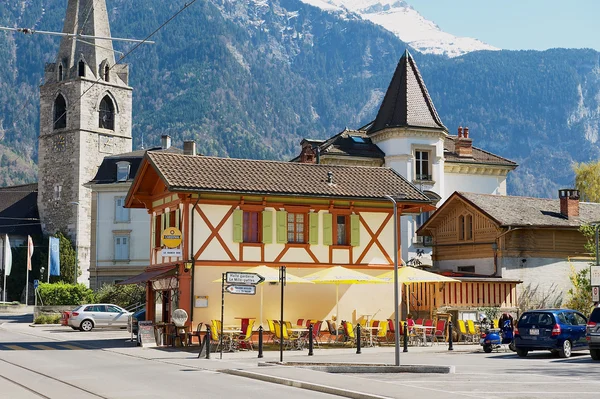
left=49, top=236, right=60, bottom=276
left=27, top=235, right=34, bottom=271
left=4, top=235, right=11, bottom=276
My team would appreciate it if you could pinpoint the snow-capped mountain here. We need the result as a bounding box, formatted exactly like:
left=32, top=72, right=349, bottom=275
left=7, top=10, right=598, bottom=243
left=299, top=0, right=499, bottom=57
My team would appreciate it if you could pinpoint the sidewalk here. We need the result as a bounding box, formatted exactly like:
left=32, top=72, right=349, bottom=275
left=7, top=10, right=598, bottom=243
left=2, top=319, right=483, bottom=399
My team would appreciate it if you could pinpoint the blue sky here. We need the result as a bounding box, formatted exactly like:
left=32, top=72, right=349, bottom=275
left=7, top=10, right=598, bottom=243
left=408, top=0, right=600, bottom=51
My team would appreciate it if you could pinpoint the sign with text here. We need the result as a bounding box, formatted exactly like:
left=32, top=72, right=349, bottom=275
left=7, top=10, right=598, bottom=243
left=593, top=286, right=599, bottom=302
left=161, top=248, right=182, bottom=257
left=162, top=227, right=182, bottom=248
left=225, top=285, right=256, bottom=295
left=225, top=272, right=264, bottom=285
left=138, top=321, right=156, bottom=348
left=591, top=266, right=600, bottom=286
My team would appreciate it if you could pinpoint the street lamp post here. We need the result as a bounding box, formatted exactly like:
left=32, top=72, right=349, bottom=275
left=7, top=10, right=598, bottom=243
left=384, top=195, right=400, bottom=366
left=70, top=201, right=79, bottom=285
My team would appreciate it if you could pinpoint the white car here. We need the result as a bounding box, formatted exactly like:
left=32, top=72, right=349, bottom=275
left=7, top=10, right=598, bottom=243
left=68, top=304, right=131, bottom=332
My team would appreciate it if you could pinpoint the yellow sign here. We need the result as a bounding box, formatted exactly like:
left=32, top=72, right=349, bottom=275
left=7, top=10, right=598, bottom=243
left=162, top=227, right=182, bottom=248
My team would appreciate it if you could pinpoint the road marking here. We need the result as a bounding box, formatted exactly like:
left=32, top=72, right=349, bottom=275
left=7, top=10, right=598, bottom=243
left=3, top=345, right=26, bottom=350
left=31, top=345, right=55, bottom=350
left=58, top=344, right=82, bottom=350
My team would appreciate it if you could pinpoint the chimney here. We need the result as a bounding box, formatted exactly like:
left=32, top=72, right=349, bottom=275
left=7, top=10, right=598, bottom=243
left=183, top=140, right=196, bottom=156
left=559, top=189, right=580, bottom=218
left=455, top=126, right=473, bottom=157
left=161, top=135, right=171, bottom=150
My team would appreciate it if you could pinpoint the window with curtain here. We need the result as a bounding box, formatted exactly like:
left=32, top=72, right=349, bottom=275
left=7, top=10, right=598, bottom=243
left=287, top=212, right=306, bottom=243
left=336, top=215, right=349, bottom=245
left=243, top=211, right=260, bottom=243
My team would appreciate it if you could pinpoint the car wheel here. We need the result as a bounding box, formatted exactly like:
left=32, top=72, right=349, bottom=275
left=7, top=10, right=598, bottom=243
left=590, top=349, right=600, bottom=361
left=483, top=345, right=493, bottom=353
left=558, top=340, right=572, bottom=358
left=516, top=348, right=528, bottom=357
left=79, top=319, right=94, bottom=332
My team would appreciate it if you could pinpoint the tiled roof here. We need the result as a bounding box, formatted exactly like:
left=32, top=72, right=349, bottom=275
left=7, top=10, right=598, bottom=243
left=0, top=184, right=42, bottom=236
left=293, top=130, right=385, bottom=161
left=89, top=146, right=183, bottom=184
left=459, top=192, right=600, bottom=227
left=444, top=136, right=517, bottom=167
left=146, top=152, right=431, bottom=202
left=368, top=50, right=446, bottom=134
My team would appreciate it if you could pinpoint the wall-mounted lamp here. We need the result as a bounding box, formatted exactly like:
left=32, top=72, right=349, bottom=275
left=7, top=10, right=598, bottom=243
left=184, top=261, right=193, bottom=273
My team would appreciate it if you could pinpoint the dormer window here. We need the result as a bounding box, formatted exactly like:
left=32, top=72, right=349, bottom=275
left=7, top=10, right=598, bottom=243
left=78, top=60, right=85, bottom=77
left=58, top=64, right=64, bottom=81
left=99, top=95, right=115, bottom=130
left=53, top=94, right=67, bottom=130
left=116, top=161, right=130, bottom=182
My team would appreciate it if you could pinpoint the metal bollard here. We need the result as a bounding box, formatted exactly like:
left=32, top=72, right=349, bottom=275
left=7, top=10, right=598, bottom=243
left=258, top=325, right=264, bottom=358
left=205, top=324, right=211, bottom=359
left=356, top=324, right=362, bottom=354
left=448, top=321, right=454, bottom=351
left=308, top=324, right=314, bottom=356
left=403, top=321, right=408, bottom=352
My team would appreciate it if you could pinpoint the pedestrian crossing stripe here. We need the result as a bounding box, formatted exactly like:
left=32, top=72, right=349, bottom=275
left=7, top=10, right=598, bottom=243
left=58, top=344, right=82, bottom=350
left=0, top=344, right=85, bottom=350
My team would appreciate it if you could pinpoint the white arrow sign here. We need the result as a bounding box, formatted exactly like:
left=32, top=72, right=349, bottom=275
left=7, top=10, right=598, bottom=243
left=225, top=285, right=257, bottom=295
left=225, top=272, right=265, bottom=285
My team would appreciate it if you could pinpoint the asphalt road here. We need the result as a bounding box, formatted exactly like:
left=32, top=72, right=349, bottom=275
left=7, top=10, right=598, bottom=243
left=2, top=314, right=600, bottom=399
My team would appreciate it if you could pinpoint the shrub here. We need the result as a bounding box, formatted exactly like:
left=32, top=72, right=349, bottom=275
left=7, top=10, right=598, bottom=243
left=94, top=283, right=145, bottom=310
left=34, top=314, right=61, bottom=324
left=564, top=265, right=594, bottom=315
left=37, top=282, right=95, bottom=306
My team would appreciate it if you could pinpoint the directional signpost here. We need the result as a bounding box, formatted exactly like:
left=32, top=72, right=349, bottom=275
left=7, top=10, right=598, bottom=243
left=225, top=285, right=256, bottom=295
left=217, top=271, right=264, bottom=360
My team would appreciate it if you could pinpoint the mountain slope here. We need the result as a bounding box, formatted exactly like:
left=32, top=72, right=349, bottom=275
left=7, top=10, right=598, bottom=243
left=0, top=0, right=599, bottom=199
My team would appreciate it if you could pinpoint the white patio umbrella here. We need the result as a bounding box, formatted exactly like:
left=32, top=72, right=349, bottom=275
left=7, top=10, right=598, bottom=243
left=302, top=266, right=386, bottom=320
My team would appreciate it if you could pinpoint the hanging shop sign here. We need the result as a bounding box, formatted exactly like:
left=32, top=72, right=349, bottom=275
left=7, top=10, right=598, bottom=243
left=162, top=227, right=182, bottom=248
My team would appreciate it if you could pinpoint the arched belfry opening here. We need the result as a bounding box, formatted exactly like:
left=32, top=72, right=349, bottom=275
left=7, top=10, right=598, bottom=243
left=78, top=60, right=86, bottom=77
left=99, top=95, right=115, bottom=130
left=53, top=94, right=67, bottom=130
left=104, top=65, right=110, bottom=82
left=58, top=64, right=64, bottom=81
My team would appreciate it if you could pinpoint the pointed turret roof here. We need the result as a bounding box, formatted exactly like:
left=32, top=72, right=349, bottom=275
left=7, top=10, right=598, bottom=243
left=368, top=50, right=447, bottom=134
left=56, top=0, right=115, bottom=77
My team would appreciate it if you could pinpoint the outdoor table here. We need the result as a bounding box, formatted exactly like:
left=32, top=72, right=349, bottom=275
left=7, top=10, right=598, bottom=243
left=412, top=325, right=435, bottom=346
left=221, top=329, right=243, bottom=351
left=288, top=328, right=309, bottom=349
left=362, top=326, right=380, bottom=347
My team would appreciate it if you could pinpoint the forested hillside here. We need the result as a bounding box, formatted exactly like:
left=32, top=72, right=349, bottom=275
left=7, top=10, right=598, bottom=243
left=0, top=0, right=599, bottom=198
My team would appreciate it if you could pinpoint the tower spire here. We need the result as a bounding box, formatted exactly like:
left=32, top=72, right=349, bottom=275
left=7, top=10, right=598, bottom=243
left=57, top=0, right=115, bottom=78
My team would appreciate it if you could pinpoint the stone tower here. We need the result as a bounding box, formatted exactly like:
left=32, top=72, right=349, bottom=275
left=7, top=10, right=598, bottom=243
left=38, top=0, right=133, bottom=285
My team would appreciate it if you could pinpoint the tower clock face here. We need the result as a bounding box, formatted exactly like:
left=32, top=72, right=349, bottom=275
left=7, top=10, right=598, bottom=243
left=99, top=135, right=113, bottom=153
left=53, top=135, right=66, bottom=152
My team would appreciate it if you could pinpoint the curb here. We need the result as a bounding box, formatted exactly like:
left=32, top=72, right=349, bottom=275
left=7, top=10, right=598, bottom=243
left=28, top=324, right=63, bottom=328
left=221, top=369, right=391, bottom=399
left=260, top=361, right=454, bottom=374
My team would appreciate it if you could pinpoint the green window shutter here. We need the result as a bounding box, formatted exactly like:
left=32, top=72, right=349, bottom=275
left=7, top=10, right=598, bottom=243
left=350, top=214, right=360, bottom=247
left=151, top=215, right=156, bottom=248
left=262, top=211, right=273, bottom=244
left=322, top=213, right=333, bottom=246
left=232, top=209, right=243, bottom=243
left=309, top=213, right=319, bottom=245
left=175, top=208, right=180, bottom=230
left=276, top=211, right=288, bottom=244
left=160, top=213, right=166, bottom=246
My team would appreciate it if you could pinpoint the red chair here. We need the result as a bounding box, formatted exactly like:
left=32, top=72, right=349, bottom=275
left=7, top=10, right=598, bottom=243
left=296, top=318, right=304, bottom=327
left=433, top=319, right=447, bottom=344
left=308, top=320, right=322, bottom=347
left=415, top=318, right=423, bottom=325
left=424, top=319, right=434, bottom=342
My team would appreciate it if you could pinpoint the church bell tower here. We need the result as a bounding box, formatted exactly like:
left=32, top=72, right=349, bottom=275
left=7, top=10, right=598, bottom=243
left=37, top=0, right=133, bottom=285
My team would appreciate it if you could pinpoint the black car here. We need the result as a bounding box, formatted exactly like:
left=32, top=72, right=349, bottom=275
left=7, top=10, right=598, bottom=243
left=514, top=309, right=588, bottom=358
left=127, top=308, right=146, bottom=335
left=587, top=307, right=600, bottom=360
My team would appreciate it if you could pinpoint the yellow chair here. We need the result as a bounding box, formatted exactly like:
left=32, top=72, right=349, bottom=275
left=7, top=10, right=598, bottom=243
left=343, top=321, right=357, bottom=347
left=375, top=320, right=389, bottom=345
left=493, top=319, right=499, bottom=329
left=209, top=320, right=221, bottom=350
left=266, top=319, right=276, bottom=343
left=466, top=320, right=478, bottom=343
left=457, top=320, right=468, bottom=343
